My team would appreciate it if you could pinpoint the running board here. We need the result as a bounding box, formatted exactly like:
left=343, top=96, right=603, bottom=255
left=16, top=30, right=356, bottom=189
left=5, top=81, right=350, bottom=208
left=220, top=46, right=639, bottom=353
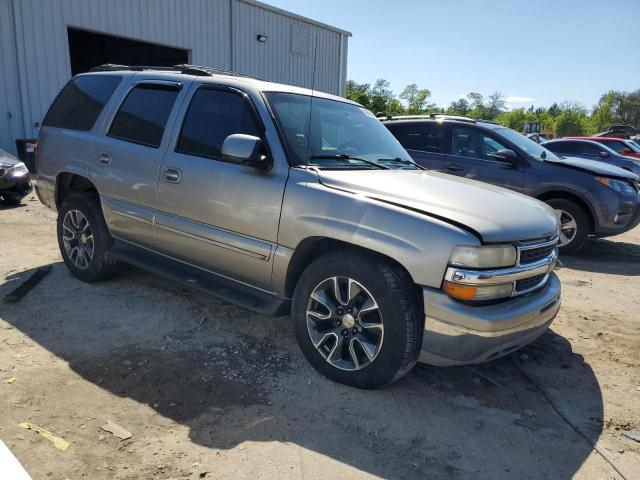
left=110, top=241, right=290, bottom=317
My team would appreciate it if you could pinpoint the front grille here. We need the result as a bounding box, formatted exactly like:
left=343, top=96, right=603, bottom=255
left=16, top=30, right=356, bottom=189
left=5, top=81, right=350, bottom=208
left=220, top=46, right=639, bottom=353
left=519, top=244, right=555, bottom=265
left=515, top=274, right=547, bottom=292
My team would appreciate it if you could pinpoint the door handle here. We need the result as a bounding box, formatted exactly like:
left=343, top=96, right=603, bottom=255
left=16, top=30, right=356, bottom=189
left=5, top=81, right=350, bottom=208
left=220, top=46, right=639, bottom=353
left=446, top=164, right=464, bottom=171
left=98, top=152, right=112, bottom=165
left=162, top=167, right=182, bottom=184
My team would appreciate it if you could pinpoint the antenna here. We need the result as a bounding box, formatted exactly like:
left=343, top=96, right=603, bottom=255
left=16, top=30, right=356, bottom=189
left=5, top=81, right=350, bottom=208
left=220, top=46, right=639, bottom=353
left=304, top=35, right=319, bottom=166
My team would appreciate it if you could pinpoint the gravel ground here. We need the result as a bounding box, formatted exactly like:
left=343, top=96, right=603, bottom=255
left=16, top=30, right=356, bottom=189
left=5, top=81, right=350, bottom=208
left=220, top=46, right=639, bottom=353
left=1, top=194, right=639, bottom=480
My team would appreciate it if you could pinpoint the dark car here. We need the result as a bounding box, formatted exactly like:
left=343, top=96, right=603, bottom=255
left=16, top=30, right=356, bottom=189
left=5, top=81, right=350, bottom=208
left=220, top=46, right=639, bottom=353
left=383, top=115, right=640, bottom=253
left=607, top=125, right=639, bottom=135
left=0, top=149, right=32, bottom=205
left=543, top=138, right=640, bottom=175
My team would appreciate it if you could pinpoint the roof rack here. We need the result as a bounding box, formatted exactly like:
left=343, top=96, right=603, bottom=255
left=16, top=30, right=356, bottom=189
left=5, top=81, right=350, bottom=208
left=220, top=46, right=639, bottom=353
left=381, top=114, right=476, bottom=124
left=476, top=119, right=499, bottom=125
left=89, top=63, right=262, bottom=80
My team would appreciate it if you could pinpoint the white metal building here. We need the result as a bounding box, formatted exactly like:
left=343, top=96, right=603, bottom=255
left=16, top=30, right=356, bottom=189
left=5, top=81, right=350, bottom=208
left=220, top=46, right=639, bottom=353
left=0, top=0, right=351, bottom=154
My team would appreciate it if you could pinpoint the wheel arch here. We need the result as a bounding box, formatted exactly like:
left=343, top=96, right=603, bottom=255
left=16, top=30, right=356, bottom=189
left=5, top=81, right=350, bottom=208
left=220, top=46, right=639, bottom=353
left=535, top=189, right=596, bottom=234
left=55, top=172, right=98, bottom=209
left=283, top=237, right=422, bottom=304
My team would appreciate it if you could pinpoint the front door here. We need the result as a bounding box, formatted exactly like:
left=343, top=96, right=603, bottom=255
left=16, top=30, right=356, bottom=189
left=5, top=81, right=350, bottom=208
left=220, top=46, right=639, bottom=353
left=443, top=125, right=523, bottom=191
left=155, top=85, right=289, bottom=291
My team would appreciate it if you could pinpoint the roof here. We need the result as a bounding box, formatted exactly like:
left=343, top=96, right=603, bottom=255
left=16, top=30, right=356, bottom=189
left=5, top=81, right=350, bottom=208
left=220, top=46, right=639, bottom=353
left=241, top=0, right=352, bottom=36
left=86, top=64, right=357, bottom=104
left=566, top=136, right=624, bottom=142
left=381, top=114, right=504, bottom=129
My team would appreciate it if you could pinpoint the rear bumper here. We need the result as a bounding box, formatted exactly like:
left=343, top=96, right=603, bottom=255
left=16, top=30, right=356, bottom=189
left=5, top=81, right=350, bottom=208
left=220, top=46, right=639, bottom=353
left=419, top=272, right=561, bottom=365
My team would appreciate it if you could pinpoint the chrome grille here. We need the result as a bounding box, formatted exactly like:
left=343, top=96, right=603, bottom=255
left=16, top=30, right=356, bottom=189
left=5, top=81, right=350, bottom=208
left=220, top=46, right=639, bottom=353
left=519, top=244, right=556, bottom=265
left=515, top=274, right=547, bottom=293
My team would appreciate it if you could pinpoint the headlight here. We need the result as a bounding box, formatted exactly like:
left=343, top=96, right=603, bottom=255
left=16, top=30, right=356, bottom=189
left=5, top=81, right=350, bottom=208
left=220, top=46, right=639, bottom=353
left=449, top=245, right=516, bottom=269
left=595, top=176, right=636, bottom=195
left=7, top=162, right=29, bottom=178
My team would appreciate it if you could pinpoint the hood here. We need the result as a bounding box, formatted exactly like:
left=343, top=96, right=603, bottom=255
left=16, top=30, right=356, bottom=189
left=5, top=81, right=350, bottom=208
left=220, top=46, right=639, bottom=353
left=546, top=156, right=638, bottom=179
left=316, top=169, right=558, bottom=243
left=0, top=149, right=21, bottom=168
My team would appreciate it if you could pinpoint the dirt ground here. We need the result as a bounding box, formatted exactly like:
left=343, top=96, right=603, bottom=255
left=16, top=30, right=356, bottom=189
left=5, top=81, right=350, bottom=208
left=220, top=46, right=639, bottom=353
left=1, top=193, right=639, bottom=480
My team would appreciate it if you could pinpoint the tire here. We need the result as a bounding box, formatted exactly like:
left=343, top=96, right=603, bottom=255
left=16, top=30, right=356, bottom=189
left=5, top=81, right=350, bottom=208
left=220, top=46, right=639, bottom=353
left=57, top=192, right=120, bottom=282
left=545, top=198, right=589, bottom=254
left=292, top=250, right=422, bottom=389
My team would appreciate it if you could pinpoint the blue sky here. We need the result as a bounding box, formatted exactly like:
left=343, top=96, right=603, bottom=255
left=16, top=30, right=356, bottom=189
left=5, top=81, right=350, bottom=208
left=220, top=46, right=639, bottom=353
left=268, top=0, right=640, bottom=110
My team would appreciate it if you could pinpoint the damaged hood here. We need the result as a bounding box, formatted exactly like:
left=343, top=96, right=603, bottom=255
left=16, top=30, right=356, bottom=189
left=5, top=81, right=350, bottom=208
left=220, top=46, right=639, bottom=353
left=546, top=156, right=638, bottom=179
left=317, top=169, right=558, bottom=243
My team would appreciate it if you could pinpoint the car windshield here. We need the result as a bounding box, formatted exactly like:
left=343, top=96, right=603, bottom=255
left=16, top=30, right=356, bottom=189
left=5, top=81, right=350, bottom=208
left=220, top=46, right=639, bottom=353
left=494, top=127, right=561, bottom=160
left=626, top=141, right=640, bottom=152
left=264, top=92, right=416, bottom=169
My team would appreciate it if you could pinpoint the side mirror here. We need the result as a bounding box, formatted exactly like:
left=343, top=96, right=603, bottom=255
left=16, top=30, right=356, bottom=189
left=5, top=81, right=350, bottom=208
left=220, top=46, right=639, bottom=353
left=495, top=148, right=518, bottom=161
left=221, top=134, right=271, bottom=170
left=599, top=151, right=609, bottom=158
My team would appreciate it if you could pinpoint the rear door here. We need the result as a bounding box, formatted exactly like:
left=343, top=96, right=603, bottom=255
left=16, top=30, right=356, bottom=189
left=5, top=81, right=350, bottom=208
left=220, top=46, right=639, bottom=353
left=89, top=77, right=189, bottom=248
left=385, top=121, right=445, bottom=170
left=154, top=84, right=289, bottom=291
left=442, top=125, right=523, bottom=191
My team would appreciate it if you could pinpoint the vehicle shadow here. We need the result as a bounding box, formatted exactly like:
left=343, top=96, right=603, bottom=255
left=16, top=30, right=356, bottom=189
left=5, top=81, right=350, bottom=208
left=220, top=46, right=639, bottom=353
left=560, top=238, right=640, bottom=276
left=0, top=199, right=27, bottom=210
left=0, top=263, right=605, bottom=479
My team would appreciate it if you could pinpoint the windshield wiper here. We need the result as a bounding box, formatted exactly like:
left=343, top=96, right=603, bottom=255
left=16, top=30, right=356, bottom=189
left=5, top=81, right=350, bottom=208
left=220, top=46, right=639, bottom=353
left=309, top=154, right=389, bottom=169
left=376, top=157, right=419, bottom=168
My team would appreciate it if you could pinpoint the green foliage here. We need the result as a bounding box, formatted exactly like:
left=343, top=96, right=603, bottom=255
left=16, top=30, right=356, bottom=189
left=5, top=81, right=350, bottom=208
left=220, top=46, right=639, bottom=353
left=345, top=79, right=639, bottom=136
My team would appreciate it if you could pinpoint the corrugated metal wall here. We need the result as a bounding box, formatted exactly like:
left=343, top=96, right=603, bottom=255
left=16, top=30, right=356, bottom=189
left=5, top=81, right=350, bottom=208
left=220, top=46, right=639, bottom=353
left=0, top=0, right=350, bottom=153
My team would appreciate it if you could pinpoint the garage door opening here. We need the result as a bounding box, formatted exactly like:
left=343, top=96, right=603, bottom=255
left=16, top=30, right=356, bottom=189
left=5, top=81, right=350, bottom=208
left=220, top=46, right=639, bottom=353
left=67, top=27, right=189, bottom=75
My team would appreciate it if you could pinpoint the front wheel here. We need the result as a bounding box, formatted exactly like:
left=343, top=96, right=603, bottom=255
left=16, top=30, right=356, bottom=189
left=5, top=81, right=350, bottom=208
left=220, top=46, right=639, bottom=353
left=292, top=250, right=422, bottom=388
left=545, top=198, right=589, bottom=254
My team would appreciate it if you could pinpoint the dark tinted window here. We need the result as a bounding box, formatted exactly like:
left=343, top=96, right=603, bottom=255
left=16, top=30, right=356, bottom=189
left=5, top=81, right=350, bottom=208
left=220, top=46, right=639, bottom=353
left=176, top=89, right=260, bottom=159
left=43, top=76, right=121, bottom=131
left=580, top=142, right=604, bottom=155
left=601, top=140, right=626, bottom=153
left=545, top=141, right=575, bottom=154
left=387, top=122, right=444, bottom=153
left=451, top=126, right=482, bottom=159
left=108, top=84, right=179, bottom=148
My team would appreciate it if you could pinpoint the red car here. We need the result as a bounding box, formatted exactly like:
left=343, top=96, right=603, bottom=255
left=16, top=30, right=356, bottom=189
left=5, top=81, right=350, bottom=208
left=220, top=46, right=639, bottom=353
left=567, top=136, right=640, bottom=159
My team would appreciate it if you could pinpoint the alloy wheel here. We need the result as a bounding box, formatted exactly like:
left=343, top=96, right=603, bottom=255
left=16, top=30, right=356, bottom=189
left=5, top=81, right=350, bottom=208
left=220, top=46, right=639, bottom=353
left=554, top=209, right=578, bottom=247
left=305, top=276, right=384, bottom=371
left=62, top=209, right=94, bottom=270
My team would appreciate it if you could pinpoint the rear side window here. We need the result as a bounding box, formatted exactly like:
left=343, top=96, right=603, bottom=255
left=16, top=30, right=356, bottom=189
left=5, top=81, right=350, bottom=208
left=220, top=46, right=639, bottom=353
left=108, top=84, right=180, bottom=148
left=176, top=88, right=260, bottom=160
left=386, top=123, right=444, bottom=153
left=546, top=142, right=573, bottom=154
left=43, top=76, right=121, bottom=131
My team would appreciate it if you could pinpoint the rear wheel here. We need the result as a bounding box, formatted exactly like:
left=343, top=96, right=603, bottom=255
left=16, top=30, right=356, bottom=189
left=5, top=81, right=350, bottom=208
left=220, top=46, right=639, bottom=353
left=292, top=250, right=422, bottom=388
left=57, top=192, right=120, bottom=282
left=545, top=198, right=589, bottom=254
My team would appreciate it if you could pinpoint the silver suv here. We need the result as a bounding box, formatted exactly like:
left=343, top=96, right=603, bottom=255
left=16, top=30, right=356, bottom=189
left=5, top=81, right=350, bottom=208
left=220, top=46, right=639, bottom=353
left=34, top=65, right=561, bottom=388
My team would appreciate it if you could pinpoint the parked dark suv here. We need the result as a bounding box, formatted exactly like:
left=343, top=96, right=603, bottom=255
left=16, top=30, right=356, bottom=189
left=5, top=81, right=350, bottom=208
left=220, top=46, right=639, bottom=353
left=384, top=115, right=640, bottom=253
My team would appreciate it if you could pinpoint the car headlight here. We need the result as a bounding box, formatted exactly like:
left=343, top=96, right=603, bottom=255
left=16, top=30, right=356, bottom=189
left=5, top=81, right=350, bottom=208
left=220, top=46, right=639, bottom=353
left=595, top=176, right=637, bottom=195
left=7, top=162, right=29, bottom=178
left=449, top=245, right=516, bottom=269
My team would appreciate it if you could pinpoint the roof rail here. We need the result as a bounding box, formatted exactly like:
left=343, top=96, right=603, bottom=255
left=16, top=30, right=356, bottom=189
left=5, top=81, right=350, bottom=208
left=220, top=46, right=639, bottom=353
left=88, top=63, right=262, bottom=80
left=476, top=119, right=499, bottom=125
left=381, top=114, right=476, bottom=123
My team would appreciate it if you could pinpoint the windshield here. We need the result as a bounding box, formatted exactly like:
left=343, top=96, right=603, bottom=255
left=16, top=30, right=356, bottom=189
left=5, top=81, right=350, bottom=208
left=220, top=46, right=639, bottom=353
left=494, top=127, right=561, bottom=160
left=626, top=140, right=640, bottom=152
left=265, top=92, right=415, bottom=169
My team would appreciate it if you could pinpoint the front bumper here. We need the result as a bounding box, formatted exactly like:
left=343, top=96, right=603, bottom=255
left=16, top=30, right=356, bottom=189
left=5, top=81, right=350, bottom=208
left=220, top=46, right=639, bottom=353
left=419, top=272, right=561, bottom=365
left=0, top=175, right=32, bottom=199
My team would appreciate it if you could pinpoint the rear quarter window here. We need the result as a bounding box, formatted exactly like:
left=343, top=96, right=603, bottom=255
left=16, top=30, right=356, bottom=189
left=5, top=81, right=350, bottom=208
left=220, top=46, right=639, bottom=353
left=43, top=76, right=122, bottom=131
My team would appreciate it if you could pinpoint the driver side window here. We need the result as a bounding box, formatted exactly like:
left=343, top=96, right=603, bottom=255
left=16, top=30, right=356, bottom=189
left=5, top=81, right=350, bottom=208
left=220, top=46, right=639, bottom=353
left=450, top=126, right=510, bottom=161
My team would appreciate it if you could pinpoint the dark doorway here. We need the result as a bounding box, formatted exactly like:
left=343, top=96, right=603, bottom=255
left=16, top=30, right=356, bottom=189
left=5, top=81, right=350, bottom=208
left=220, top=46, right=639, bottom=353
left=67, top=27, right=189, bottom=75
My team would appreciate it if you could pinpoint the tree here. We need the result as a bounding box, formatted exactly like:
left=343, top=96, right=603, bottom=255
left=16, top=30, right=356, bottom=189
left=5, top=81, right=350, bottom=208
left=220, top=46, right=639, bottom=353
left=399, top=83, right=433, bottom=114
left=555, top=109, right=588, bottom=137
left=447, top=98, right=470, bottom=116
left=548, top=103, right=561, bottom=117
left=345, top=80, right=371, bottom=109
left=485, top=92, right=507, bottom=120
left=369, top=79, right=396, bottom=115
